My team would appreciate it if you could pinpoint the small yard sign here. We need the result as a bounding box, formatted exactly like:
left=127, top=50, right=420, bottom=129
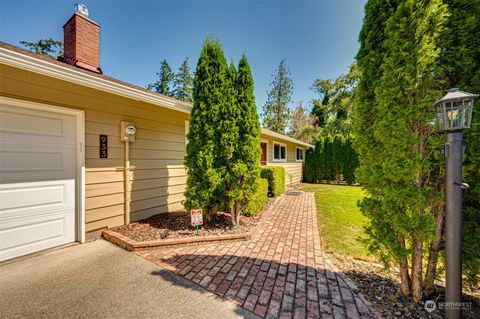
left=191, top=209, right=203, bottom=226
left=191, top=209, right=203, bottom=235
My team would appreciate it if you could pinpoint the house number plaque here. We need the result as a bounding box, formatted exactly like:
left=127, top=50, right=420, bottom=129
left=100, top=135, right=108, bottom=158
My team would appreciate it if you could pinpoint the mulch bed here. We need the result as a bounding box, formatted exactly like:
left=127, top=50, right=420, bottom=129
left=111, top=199, right=274, bottom=242
left=327, top=252, right=480, bottom=319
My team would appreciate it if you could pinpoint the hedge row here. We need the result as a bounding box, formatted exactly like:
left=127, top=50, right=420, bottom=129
left=260, top=166, right=285, bottom=197
left=243, top=178, right=269, bottom=216
left=304, top=135, right=358, bottom=184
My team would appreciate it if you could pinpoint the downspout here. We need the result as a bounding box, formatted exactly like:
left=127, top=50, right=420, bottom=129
left=124, top=137, right=131, bottom=225
left=121, top=121, right=136, bottom=225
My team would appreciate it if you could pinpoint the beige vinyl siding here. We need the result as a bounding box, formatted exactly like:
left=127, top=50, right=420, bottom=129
left=260, top=134, right=306, bottom=185
left=1, top=64, right=188, bottom=232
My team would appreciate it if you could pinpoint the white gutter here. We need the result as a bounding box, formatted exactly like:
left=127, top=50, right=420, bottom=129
left=0, top=47, right=192, bottom=114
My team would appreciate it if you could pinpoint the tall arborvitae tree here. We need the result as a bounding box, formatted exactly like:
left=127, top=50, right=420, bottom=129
left=440, top=0, right=480, bottom=288
left=262, top=59, right=293, bottom=134
left=148, top=59, right=175, bottom=97
left=342, top=136, right=358, bottom=185
left=229, top=55, right=262, bottom=225
left=185, top=37, right=228, bottom=219
left=174, top=57, right=194, bottom=103
left=185, top=39, right=261, bottom=226
left=216, top=59, right=240, bottom=224
left=332, top=135, right=344, bottom=182
left=303, top=148, right=317, bottom=183
left=354, top=0, right=448, bottom=302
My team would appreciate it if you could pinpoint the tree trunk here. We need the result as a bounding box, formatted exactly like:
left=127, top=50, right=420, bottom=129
left=397, top=233, right=412, bottom=297
left=235, top=202, right=241, bottom=226
left=230, top=202, right=241, bottom=227
left=411, top=239, right=423, bottom=302
left=424, top=205, right=445, bottom=297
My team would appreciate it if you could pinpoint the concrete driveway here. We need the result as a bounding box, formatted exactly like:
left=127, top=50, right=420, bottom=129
left=0, top=240, right=258, bottom=319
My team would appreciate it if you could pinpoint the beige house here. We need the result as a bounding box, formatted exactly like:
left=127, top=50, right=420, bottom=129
left=260, top=129, right=312, bottom=186
left=0, top=8, right=311, bottom=261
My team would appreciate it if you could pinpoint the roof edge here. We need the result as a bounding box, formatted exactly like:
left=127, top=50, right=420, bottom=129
left=0, top=44, right=192, bottom=114
left=261, top=128, right=314, bottom=148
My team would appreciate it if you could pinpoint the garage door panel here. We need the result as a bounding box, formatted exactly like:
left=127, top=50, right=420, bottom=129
left=0, top=180, right=74, bottom=219
left=0, top=216, right=73, bottom=260
left=0, top=100, right=79, bottom=261
left=0, top=105, right=76, bottom=141
left=0, top=141, right=76, bottom=183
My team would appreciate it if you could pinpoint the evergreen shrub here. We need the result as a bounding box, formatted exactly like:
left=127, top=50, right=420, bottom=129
left=260, top=166, right=285, bottom=197
left=243, top=178, right=268, bottom=216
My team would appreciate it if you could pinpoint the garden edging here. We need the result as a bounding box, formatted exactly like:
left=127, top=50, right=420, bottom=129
left=102, top=229, right=251, bottom=251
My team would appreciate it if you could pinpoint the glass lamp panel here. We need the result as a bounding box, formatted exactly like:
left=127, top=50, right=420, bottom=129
left=436, top=104, right=445, bottom=131
left=464, top=98, right=473, bottom=128
left=446, top=101, right=462, bottom=129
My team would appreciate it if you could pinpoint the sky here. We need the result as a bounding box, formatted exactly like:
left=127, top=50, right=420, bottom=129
left=0, top=0, right=366, bottom=112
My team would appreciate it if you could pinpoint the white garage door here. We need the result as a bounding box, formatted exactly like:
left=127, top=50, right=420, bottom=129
left=0, top=101, right=78, bottom=261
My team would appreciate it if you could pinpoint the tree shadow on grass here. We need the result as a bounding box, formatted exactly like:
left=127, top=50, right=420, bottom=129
left=148, top=253, right=379, bottom=319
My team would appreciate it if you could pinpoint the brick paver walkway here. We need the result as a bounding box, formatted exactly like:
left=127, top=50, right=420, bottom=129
left=137, top=192, right=381, bottom=319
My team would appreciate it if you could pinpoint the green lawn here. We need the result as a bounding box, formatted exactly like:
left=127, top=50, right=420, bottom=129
left=301, top=183, right=371, bottom=260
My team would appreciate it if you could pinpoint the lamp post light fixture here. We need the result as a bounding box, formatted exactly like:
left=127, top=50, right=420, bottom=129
left=434, top=88, right=477, bottom=319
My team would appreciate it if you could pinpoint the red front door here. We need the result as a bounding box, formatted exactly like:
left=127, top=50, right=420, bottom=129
left=260, top=142, right=267, bottom=165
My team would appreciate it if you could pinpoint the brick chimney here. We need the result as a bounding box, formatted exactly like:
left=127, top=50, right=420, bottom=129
left=63, top=4, right=102, bottom=73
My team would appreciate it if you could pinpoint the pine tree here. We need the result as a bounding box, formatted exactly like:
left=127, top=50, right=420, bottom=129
left=174, top=57, right=194, bottom=103
left=354, top=0, right=448, bottom=302
left=262, top=59, right=293, bottom=134
left=20, top=38, right=63, bottom=59
left=148, top=59, right=175, bottom=97
left=184, top=37, right=228, bottom=219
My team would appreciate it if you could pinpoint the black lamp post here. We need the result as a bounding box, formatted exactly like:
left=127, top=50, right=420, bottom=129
left=435, top=88, right=477, bottom=319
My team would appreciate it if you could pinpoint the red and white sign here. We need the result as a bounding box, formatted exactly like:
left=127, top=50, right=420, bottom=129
left=191, top=209, right=203, bottom=226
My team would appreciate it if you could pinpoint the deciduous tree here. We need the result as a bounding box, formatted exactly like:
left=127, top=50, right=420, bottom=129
left=288, top=101, right=319, bottom=144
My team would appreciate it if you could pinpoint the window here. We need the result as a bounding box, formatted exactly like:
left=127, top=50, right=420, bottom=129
left=273, top=142, right=286, bottom=161
left=296, top=147, right=304, bottom=162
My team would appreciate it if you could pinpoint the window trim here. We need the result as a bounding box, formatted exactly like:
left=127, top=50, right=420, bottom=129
left=296, top=147, right=304, bottom=162
left=273, top=141, right=287, bottom=162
